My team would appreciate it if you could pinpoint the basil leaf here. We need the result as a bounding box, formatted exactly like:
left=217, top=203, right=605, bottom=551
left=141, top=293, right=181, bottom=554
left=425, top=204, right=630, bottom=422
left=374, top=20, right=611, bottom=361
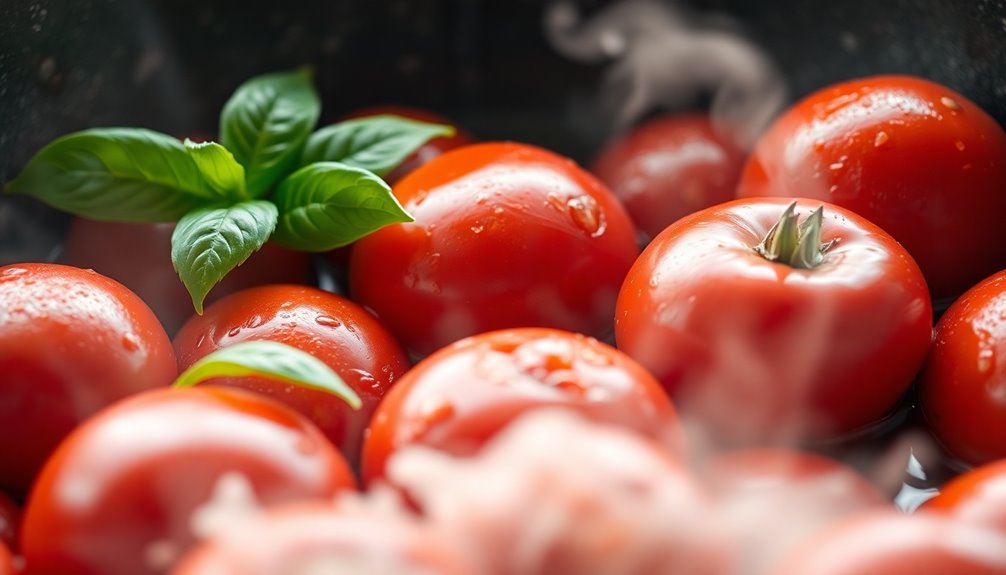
left=219, top=68, right=320, bottom=196
left=171, top=200, right=278, bottom=314
left=272, top=162, right=413, bottom=251
left=184, top=140, right=247, bottom=200
left=173, top=341, right=361, bottom=409
left=300, top=115, right=455, bottom=178
left=5, top=128, right=217, bottom=222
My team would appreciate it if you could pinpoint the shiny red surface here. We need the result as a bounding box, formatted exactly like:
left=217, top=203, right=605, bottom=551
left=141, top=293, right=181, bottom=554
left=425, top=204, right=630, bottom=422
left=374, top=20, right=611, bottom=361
left=924, top=460, right=1006, bottom=533
left=737, top=75, right=1006, bottom=301
left=21, top=387, right=356, bottom=575
left=0, top=263, right=177, bottom=496
left=350, top=142, right=639, bottom=357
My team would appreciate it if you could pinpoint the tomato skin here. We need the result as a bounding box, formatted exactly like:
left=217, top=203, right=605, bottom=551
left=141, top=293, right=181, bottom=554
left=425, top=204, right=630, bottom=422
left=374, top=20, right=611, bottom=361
left=615, top=198, right=932, bottom=443
left=737, top=75, right=1006, bottom=301
left=361, top=327, right=679, bottom=485
left=924, top=460, right=1006, bottom=534
left=172, top=284, right=410, bottom=466
left=350, top=142, right=640, bottom=357
left=592, top=114, right=746, bottom=244
left=20, top=387, right=356, bottom=575
left=0, top=263, right=177, bottom=496
left=60, top=218, right=316, bottom=335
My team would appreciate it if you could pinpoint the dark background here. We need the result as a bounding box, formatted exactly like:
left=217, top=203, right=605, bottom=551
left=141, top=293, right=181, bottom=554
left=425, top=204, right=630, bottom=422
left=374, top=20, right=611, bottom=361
left=2, top=0, right=1006, bottom=260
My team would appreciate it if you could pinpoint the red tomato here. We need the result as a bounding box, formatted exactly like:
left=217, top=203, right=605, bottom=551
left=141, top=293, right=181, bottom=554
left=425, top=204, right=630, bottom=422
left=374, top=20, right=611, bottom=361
left=0, top=263, right=177, bottom=496
left=924, top=459, right=1006, bottom=534
left=20, top=387, right=356, bottom=575
left=350, top=142, right=640, bottom=357
left=767, top=512, right=1006, bottom=575
left=172, top=284, right=410, bottom=466
left=361, top=327, right=680, bottom=485
left=920, top=270, right=1006, bottom=467
left=737, top=75, right=1006, bottom=302
left=171, top=499, right=474, bottom=575
left=591, top=113, right=746, bottom=244
left=615, top=198, right=932, bottom=443
left=0, top=492, right=18, bottom=552
left=60, top=218, right=316, bottom=335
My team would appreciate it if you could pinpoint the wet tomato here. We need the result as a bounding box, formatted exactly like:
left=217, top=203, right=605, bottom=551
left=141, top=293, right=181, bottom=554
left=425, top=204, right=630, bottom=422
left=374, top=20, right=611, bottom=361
left=172, top=284, right=410, bottom=466
left=615, top=198, right=932, bottom=444
left=591, top=113, right=746, bottom=244
left=361, top=327, right=679, bottom=485
left=737, top=75, right=1006, bottom=302
left=0, top=263, right=176, bottom=496
left=924, top=459, right=1006, bottom=533
left=21, top=387, right=356, bottom=575
left=350, top=142, right=639, bottom=357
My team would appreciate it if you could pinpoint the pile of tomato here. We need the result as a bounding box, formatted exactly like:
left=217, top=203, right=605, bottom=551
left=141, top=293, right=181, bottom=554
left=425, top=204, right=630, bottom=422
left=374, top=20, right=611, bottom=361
left=4, top=73, right=1006, bottom=575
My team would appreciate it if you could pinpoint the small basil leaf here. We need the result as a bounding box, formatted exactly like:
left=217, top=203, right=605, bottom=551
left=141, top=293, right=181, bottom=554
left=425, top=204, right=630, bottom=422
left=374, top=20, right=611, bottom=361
left=171, top=200, right=278, bottom=314
left=173, top=340, right=361, bottom=409
left=219, top=68, right=320, bottom=196
left=272, top=162, right=412, bottom=252
left=5, top=128, right=217, bottom=222
left=300, top=115, right=455, bottom=178
left=184, top=140, right=248, bottom=200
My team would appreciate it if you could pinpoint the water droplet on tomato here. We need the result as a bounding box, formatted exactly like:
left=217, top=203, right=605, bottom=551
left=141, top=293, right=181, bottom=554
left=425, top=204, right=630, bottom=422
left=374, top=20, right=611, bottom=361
left=567, top=195, right=605, bottom=237
left=475, top=193, right=489, bottom=204
left=121, top=333, right=139, bottom=352
left=829, top=162, right=844, bottom=171
left=874, top=131, right=889, bottom=147
left=940, top=96, right=961, bottom=111
left=0, top=267, right=27, bottom=279
left=470, top=224, right=484, bottom=234
left=227, top=327, right=241, bottom=337
left=976, top=328, right=996, bottom=374
left=955, top=140, right=966, bottom=152
left=493, top=206, right=505, bottom=215
left=315, top=315, right=342, bottom=328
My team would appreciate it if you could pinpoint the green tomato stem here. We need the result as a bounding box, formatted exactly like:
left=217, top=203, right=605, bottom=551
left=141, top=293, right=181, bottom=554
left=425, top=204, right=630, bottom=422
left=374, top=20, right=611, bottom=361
left=754, top=201, right=837, bottom=269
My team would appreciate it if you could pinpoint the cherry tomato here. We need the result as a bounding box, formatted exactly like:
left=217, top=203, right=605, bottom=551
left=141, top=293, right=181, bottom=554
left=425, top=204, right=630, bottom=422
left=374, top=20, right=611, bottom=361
left=737, top=75, right=1006, bottom=302
left=924, top=459, right=1006, bottom=534
left=350, top=142, right=640, bottom=357
left=172, top=284, right=410, bottom=466
left=171, top=498, right=474, bottom=575
left=361, top=328, right=680, bottom=485
left=591, top=113, right=746, bottom=244
left=0, top=263, right=177, bottom=496
left=60, top=218, right=316, bottom=335
left=0, top=492, right=18, bottom=552
left=21, top=387, right=356, bottom=575
left=615, top=198, right=932, bottom=443
left=768, top=512, right=1006, bottom=575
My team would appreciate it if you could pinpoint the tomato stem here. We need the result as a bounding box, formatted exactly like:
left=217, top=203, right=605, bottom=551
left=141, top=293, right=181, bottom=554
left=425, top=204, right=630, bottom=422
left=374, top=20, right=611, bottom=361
left=754, top=202, right=836, bottom=269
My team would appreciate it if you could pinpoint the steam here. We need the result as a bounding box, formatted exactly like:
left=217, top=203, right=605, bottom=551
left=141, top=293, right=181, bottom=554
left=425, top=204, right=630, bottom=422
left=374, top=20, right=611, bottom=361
left=544, top=0, right=787, bottom=149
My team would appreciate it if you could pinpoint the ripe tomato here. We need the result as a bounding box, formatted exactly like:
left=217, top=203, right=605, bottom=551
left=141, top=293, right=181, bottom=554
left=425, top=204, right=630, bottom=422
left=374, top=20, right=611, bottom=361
left=172, top=499, right=474, bottom=575
left=172, top=284, right=410, bottom=466
left=615, top=198, right=932, bottom=443
left=737, top=75, right=1006, bottom=302
left=361, top=328, right=680, bottom=485
left=21, top=387, right=356, bottom=575
left=350, top=142, right=640, bottom=357
left=591, top=113, right=746, bottom=244
left=0, top=263, right=177, bottom=496
left=60, top=218, right=316, bottom=335
left=924, top=460, right=1006, bottom=534
left=767, top=512, right=1006, bottom=575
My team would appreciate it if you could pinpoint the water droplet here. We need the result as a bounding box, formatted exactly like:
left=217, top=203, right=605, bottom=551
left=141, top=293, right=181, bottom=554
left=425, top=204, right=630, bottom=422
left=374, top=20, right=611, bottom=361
left=546, top=371, right=586, bottom=395
left=829, top=162, right=844, bottom=171
left=413, top=189, right=429, bottom=206
left=1, top=267, right=27, bottom=278
left=976, top=328, right=996, bottom=374
left=874, top=131, right=889, bottom=147
left=475, top=193, right=489, bottom=204
left=227, top=327, right=241, bottom=337
left=196, top=334, right=206, bottom=348
left=940, top=96, right=961, bottom=111
left=829, top=185, right=839, bottom=193
left=245, top=315, right=263, bottom=329
left=545, top=191, right=565, bottom=211
left=493, top=206, right=504, bottom=215
left=470, top=224, right=484, bottom=234
left=567, top=195, right=605, bottom=237
left=121, top=333, right=140, bottom=352
left=955, top=140, right=966, bottom=152
left=315, top=315, right=342, bottom=328
left=813, top=139, right=825, bottom=152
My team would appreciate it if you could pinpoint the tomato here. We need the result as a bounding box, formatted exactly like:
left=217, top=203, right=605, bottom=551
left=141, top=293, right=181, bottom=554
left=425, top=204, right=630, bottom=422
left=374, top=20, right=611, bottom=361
left=591, top=113, right=746, bottom=244
left=60, top=218, right=316, bottom=335
left=172, top=284, right=410, bottom=466
left=0, top=263, right=177, bottom=496
left=737, top=75, right=1006, bottom=302
left=350, top=142, right=640, bottom=357
left=0, top=492, right=18, bottom=552
left=767, top=512, right=1006, bottom=575
left=615, top=198, right=932, bottom=444
left=20, top=387, right=356, bottom=575
left=924, top=459, right=1006, bottom=534
left=171, top=499, right=474, bottom=575
left=361, top=328, right=679, bottom=485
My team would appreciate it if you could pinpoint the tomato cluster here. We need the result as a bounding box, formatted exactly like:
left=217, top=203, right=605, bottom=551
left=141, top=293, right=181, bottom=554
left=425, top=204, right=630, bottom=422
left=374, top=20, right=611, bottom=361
left=4, top=72, right=1006, bottom=574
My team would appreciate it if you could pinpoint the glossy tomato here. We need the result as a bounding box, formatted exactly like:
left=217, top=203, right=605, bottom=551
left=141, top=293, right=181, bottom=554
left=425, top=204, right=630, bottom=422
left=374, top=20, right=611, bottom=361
left=737, top=75, right=1006, bottom=302
left=350, top=142, right=639, bottom=357
left=361, top=328, right=679, bottom=485
left=21, top=387, right=356, bottom=575
left=61, top=218, right=316, bottom=335
left=924, top=459, right=1006, bottom=533
left=0, top=263, right=176, bottom=496
left=615, top=198, right=932, bottom=444
left=591, top=113, right=746, bottom=244
left=172, top=284, right=410, bottom=466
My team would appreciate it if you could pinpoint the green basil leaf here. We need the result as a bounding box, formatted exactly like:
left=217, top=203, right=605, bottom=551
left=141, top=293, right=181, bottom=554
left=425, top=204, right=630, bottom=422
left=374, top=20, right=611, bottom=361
left=300, top=115, right=455, bottom=178
left=171, top=200, right=278, bottom=314
left=272, top=162, right=412, bottom=251
left=173, top=340, right=361, bottom=409
left=5, top=128, right=217, bottom=222
left=184, top=140, right=247, bottom=200
left=219, top=68, right=320, bottom=196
